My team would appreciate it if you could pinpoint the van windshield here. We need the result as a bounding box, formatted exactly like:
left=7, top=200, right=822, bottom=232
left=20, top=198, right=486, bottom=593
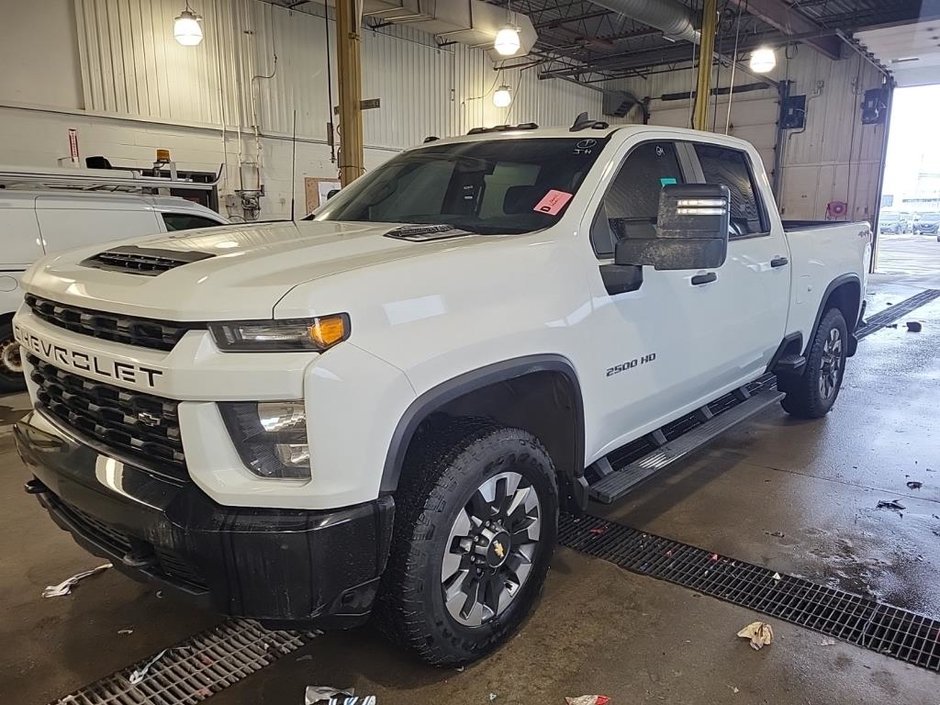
left=314, top=137, right=608, bottom=234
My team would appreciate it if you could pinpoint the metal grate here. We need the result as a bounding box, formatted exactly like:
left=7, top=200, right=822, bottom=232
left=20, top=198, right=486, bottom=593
left=49, top=620, right=312, bottom=705
left=26, top=294, right=204, bottom=351
left=856, top=289, right=940, bottom=339
left=559, top=514, right=940, bottom=673
left=28, top=354, right=187, bottom=479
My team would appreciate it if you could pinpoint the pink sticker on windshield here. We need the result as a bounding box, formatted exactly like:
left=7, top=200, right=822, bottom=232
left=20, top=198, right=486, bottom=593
left=533, top=189, right=573, bottom=216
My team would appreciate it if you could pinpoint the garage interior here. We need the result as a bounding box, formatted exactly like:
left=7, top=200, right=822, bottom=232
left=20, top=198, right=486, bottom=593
left=2, top=0, right=940, bottom=703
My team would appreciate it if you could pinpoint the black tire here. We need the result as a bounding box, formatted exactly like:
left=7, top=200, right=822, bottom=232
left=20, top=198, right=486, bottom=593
left=375, top=418, right=558, bottom=666
left=0, top=320, right=26, bottom=394
left=781, top=308, right=848, bottom=419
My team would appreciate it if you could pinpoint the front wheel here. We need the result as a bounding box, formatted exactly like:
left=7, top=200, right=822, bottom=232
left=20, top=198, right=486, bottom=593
left=0, top=321, right=26, bottom=394
left=376, top=419, right=558, bottom=666
left=781, top=308, right=848, bottom=419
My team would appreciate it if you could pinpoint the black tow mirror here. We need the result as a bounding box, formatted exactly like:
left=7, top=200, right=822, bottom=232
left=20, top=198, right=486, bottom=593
left=615, top=184, right=730, bottom=270
left=326, top=188, right=341, bottom=200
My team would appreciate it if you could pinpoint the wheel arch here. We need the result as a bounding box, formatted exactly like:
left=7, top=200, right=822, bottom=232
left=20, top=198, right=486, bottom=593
left=381, top=355, right=587, bottom=511
left=807, top=274, right=862, bottom=357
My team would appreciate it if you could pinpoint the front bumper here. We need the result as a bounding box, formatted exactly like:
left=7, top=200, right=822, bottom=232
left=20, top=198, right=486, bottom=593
left=14, top=410, right=394, bottom=626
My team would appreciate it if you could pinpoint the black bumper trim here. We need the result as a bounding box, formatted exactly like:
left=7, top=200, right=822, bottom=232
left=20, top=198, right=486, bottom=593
left=14, top=410, right=395, bottom=625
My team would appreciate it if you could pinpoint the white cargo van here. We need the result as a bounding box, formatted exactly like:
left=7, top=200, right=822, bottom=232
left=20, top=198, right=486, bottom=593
left=1, top=186, right=227, bottom=391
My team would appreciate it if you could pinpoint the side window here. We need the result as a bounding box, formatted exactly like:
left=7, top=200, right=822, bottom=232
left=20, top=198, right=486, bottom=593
left=693, top=144, right=766, bottom=237
left=591, top=141, right=684, bottom=258
left=162, top=213, right=224, bottom=232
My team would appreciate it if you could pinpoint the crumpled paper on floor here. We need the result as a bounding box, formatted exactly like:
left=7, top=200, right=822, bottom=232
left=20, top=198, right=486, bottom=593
left=128, top=649, right=169, bottom=685
left=737, top=621, right=774, bottom=650
left=305, top=686, right=376, bottom=705
left=565, top=696, right=610, bottom=705
left=42, top=563, right=112, bottom=597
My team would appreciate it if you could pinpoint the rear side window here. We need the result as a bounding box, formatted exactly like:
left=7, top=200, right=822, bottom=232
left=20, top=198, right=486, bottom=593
left=694, top=144, right=766, bottom=237
left=162, top=213, right=223, bottom=232
left=592, top=141, right=684, bottom=257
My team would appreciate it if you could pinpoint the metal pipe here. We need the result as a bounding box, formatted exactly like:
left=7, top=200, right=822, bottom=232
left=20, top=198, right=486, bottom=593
left=590, top=0, right=700, bottom=44
left=693, top=0, right=717, bottom=130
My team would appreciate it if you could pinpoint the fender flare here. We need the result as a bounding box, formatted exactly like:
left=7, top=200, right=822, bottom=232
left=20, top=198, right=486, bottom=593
left=804, top=273, right=862, bottom=356
left=380, top=354, right=585, bottom=496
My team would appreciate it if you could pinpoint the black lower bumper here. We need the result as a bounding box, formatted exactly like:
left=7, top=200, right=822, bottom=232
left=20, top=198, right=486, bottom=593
left=14, top=410, right=394, bottom=626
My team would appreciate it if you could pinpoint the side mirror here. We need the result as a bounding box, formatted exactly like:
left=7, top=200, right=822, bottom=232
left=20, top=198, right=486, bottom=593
left=615, top=184, right=730, bottom=270
left=326, top=188, right=340, bottom=200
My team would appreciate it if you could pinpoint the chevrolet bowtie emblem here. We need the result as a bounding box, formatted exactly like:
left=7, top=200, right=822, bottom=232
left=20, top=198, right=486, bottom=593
left=493, top=541, right=505, bottom=559
left=137, top=411, right=161, bottom=427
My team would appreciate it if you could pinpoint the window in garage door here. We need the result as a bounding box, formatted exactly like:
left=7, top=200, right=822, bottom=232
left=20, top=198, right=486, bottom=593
left=693, top=144, right=768, bottom=237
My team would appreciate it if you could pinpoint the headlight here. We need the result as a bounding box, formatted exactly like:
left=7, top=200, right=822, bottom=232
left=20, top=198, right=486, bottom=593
left=220, top=400, right=310, bottom=479
left=209, top=314, right=350, bottom=352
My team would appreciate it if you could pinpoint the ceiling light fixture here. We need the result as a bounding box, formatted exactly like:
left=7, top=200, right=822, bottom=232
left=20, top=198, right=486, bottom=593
left=174, top=3, right=203, bottom=46
left=749, top=46, right=776, bottom=73
left=494, top=26, right=521, bottom=56
left=493, top=85, right=513, bottom=108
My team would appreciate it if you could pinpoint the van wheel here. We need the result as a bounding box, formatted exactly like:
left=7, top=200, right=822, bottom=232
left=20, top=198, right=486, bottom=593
left=376, top=419, right=558, bottom=666
left=0, top=321, right=26, bottom=394
left=782, top=308, right=847, bottom=419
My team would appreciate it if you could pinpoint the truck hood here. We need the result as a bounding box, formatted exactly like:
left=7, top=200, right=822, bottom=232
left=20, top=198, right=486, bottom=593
left=23, top=220, right=479, bottom=320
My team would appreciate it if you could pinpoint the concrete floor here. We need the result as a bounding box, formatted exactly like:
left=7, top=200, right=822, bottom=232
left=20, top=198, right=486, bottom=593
left=1, top=237, right=938, bottom=704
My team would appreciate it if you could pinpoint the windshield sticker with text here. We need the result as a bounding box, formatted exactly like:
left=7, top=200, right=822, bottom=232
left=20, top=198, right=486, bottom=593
left=533, top=190, right=573, bottom=216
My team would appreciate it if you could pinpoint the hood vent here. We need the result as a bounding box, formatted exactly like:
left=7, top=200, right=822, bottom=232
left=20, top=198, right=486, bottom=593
left=384, top=224, right=470, bottom=242
left=82, top=245, right=215, bottom=276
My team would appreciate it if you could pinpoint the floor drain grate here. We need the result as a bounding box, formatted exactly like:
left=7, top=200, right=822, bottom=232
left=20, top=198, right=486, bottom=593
left=857, top=289, right=940, bottom=339
left=559, top=514, right=940, bottom=673
left=50, top=619, right=312, bottom=704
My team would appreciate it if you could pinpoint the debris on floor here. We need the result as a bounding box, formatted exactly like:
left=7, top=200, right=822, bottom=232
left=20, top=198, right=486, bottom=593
left=128, top=649, right=170, bottom=685
left=117, top=629, right=134, bottom=636
left=886, top=323, right=898, bottom=328
left=41, top=563, right=112, bottom=597
left=906, top=481, right=923, bottom=490
left=729, top=686, right=740, bottom=694
left=772, top=572, right=782, bottom=582
left=489, top=694, right=498, bottom=702
left=876, top=499, right=906, bottom=513
left=565, top=697, right=610, bottom=705
left=304, top=686, right=375, bottom=705
left=820, top=638, right=837, bottom=647
left=588, top=526, right=609, bottom=536
left=737, top=621, right=774, bottom=650
left=906, top=321, right=923, bottom=332
left=764, top=530, right=785, bottom=538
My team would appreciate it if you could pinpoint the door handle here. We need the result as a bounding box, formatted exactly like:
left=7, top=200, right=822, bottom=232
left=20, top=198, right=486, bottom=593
left=691, top=272, right=717, bottom=286
left=770, top=256, right=789, bottom=268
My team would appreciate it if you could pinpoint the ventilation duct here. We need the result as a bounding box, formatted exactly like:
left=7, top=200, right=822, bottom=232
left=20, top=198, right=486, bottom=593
left=590, top=0, right=699, bottom=44
left=361, top=0, right=538, bottom=60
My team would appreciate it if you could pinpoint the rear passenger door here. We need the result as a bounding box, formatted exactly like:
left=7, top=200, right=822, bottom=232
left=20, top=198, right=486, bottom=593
left=689, top=142, right=789, bottom=381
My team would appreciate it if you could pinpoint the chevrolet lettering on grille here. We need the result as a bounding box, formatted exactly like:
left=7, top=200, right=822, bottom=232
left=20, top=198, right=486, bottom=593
left=13, top=324, right=164, bottom=389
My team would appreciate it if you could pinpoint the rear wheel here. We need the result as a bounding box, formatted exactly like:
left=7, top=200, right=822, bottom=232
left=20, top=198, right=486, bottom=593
left=781, top=308, right=848, bottom=419
left=0, top=321, right=25, bottom=394
left=376, top=419, right=558, bottom=666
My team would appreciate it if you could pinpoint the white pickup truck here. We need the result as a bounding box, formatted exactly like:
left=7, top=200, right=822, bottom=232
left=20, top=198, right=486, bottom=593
left=12, top=120, right=870, bottom=666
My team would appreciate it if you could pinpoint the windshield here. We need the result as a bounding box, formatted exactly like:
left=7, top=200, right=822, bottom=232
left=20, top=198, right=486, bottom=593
left=921, top=213, right=940, bottom=222
left=313, top=137, right=609, bottom=234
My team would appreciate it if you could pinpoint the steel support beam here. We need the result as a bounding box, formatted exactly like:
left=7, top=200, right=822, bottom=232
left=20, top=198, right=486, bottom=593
left=692, top=0, right=717, bottom=130
left=727, top=0, right=841, bottom=59
left=335, top=0, right=364, bottom=186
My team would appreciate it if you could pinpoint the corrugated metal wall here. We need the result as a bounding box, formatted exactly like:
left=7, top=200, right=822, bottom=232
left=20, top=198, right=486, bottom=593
left=611, top=46, right=889, bottom=222
left=74, top=0, right=606, bottom=150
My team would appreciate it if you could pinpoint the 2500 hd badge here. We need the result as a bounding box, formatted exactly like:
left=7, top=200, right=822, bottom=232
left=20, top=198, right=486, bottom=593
left=13, top=323, right=164, bottom=388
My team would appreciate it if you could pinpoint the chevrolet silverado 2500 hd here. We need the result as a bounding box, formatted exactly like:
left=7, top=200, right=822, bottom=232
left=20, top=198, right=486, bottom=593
left=12, top=121, right=870, bottom=666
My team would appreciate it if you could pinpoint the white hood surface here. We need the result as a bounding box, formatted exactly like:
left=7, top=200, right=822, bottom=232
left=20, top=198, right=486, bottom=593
left=24, top=220, right=479, bottom=321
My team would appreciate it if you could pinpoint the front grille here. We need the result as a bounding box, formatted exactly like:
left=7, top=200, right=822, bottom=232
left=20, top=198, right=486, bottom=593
left=50, top=496, right=208, bottom=592
left=26, top=294, right=203, bottom=351
left=27, top=354, right=187, bottom=479
left=81, top=245, right=214, bottom=276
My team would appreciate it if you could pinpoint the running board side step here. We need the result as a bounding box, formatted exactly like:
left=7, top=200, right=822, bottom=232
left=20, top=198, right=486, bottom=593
left=589, top=387, right=784, bottom=504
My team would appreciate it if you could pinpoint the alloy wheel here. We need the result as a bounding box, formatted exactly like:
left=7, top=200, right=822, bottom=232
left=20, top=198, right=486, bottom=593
left=818, top=326, right=843, bottom=400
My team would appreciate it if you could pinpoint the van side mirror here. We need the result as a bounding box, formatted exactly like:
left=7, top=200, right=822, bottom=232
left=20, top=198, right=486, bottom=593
left=614, top=184, right=730, bottom=270
left=326, top=188, right=340, bottom=200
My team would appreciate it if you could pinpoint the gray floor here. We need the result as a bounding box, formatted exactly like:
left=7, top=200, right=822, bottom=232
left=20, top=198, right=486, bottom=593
left=1, top=235, right=938, bottom=704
